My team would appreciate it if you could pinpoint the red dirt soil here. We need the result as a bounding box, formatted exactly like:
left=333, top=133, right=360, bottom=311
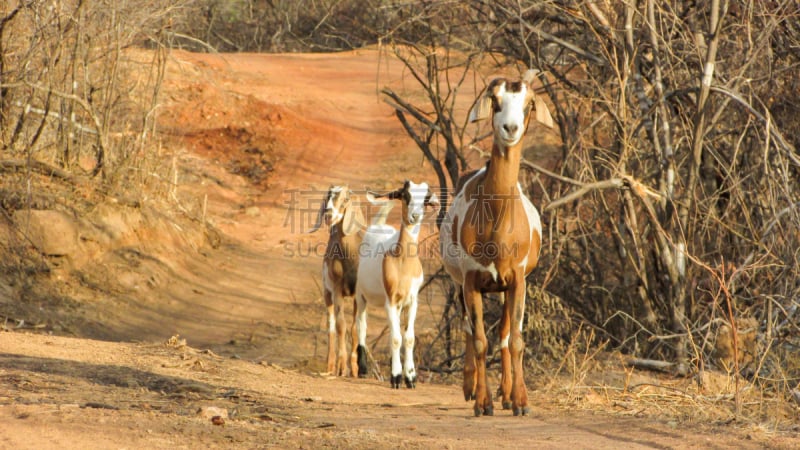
left=1, top=49, right=797, bottom=449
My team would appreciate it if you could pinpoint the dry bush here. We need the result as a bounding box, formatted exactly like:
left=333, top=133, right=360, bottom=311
left=0, top=1, right=193, bottom=319
left=373, top=0, right=800, bottom=421
left=1, top=1, right=190, bottom=198
left=491, top=0, right=800, bottom=384
left=172, top=0, right=402, bottom=53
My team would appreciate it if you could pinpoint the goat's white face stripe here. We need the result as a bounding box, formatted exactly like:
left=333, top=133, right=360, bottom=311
left=326, top=186, right=345, bottom=224
left=493, top=82, right=529, bottom=147
left=406, top=181, right=429, bottom=226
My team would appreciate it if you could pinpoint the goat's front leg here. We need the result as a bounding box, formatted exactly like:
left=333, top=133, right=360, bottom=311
left=386, top=300, right=404, bottom=388
left=465, top=273, right=493, bottom=416
left=333, top=291, right=347, bottom=376
left=508, top=276, right=530, bottom=416
left=353, top=293, right=369, bottom=378
left=324, top=289, right=337, bottom=374
left=402, top=295, right=418, bottom=388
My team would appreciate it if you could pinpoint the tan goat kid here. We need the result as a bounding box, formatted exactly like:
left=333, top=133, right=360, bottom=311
left=439, top=70, right=554, bottom=416
left=309, top=186, right=365, bottom=376
left=354, top=180, right=439, bottom=388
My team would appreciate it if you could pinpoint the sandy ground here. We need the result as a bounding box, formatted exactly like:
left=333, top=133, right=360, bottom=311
left=1, top=49, right=798, bottom=449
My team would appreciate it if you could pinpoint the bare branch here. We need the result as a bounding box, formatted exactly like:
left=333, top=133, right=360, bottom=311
left=0, top=159, right=76, bottom=183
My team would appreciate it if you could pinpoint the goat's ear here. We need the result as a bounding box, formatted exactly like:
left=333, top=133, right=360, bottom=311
left=386, top=189, right=402, bottom=200
left=342, top=204, right=364, bottom=236
left=522, top=69, right=555, bottom=128
left=469, top=78, right=506, bottom=123
left=341, top=188, right=351, bottom=205
left=468, top=90, right=492, bottom=123
left=522, top=69, right=540, bottom=85
left=366, top=191, right=389, bottom=204
left=368, top=188, right=402, bottom=201
left=532, top=94, right=554, bottom=128
left=307, top=195, right=327, bottom=233
left=425, top=191, right=441, bottom=212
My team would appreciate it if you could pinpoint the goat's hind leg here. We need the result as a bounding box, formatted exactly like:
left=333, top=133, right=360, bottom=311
left=386, top=301, right=404, bottom=389
left=324, top=289, right=337, bottom=375
left=349, top=295, right=359, bottom=377
left=499, top=291, right=513, bottom=409
left=333, top=291, right=347, bottom=376
left=458, top=287, right=477, bottom=401
left=402, top=296, right=418, bottom=388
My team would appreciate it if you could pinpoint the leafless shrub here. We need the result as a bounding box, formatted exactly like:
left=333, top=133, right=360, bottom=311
left=1, top=0, right=189, bottom=200
left=0, top=1, right=192, bottom=316
left=502, top=0, right=800, bottom=384
left=173, top=0, right=403, bottom=53
left=377, top=0, right=800, bottom=406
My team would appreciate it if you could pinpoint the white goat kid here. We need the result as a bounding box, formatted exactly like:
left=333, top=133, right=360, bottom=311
left=354, top=180, right=439, bottom=388
left=309, top=185, right=364, bottom=377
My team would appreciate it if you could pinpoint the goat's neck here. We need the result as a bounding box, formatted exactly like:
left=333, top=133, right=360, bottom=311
left=392, top=222, right=420, bottom=259
left=485, top=139, right=523, bottom=197
left=329, top=220, right=360, bottom=257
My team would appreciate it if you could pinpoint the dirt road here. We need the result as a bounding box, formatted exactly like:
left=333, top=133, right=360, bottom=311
left=2, top=331, right=771, bottom=449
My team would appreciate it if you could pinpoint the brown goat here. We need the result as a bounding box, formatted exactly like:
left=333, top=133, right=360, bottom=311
left=439, top=70, right=553, bottom=416
left=309, top=185, right=365, bottom=376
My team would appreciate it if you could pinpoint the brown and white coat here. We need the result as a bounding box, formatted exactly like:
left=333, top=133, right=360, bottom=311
left=439, top=70, right=553, bottom=416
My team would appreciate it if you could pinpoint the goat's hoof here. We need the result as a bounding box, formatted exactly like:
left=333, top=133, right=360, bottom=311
left=390, top=374, right=402, bottom=389
left=502, top=400, right=513, bottom=410
left=356, top=346, right=368, bottom=377
left=463, top=386, right=476, bottom=401
left=512, top=405, right=531, bottom=416
left=404, top=375, right=417, bottom=389
left=473, top=404, right=494, bottom=417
